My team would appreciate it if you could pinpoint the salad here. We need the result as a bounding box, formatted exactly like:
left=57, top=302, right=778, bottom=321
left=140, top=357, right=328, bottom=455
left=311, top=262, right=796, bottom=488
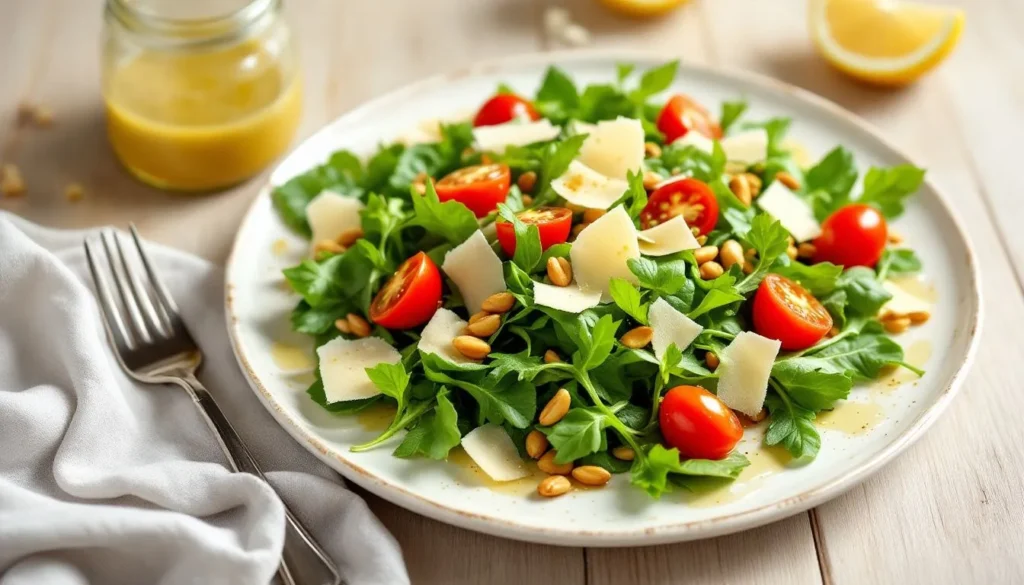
left=272, top=61, right=931, bottom=499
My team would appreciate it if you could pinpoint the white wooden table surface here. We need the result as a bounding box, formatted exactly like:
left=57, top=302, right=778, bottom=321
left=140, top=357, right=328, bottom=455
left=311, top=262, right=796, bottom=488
left=3, top=0, right=1023, bottom=582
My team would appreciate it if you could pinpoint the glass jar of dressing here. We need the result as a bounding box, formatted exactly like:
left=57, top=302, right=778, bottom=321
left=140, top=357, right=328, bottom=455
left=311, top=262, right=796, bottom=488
left=102, top=0, right=302, bottom=192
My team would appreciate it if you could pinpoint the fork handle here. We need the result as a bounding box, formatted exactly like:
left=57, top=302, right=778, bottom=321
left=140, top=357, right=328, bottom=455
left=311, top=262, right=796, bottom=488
left=178, top=375, right=342, bottom=585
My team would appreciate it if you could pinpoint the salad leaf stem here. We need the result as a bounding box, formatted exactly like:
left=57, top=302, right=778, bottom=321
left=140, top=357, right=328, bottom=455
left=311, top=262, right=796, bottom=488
left=350, top=401, right=433, bottom=452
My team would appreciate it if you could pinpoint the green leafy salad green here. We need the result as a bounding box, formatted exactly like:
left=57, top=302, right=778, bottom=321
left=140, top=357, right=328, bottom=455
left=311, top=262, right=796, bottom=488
left=273, top=61, right=928, bottom=499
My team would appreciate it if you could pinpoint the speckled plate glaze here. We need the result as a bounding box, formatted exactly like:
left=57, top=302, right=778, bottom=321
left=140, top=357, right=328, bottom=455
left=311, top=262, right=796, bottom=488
left=225, top=51, right=982, bottom=546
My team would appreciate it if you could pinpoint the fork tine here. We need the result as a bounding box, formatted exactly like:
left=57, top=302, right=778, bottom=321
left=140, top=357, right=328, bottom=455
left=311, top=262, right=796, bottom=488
left=101, top=230, right=152, bottom=345
left=113, top=230, right=170, bottom=338
left=84, top=238, right=135, bottom=350
left=129, top=224, right=183, bottom=325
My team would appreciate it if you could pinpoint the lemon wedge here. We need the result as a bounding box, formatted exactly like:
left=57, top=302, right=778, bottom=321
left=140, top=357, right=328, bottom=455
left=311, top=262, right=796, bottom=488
left=598, top=0, right=689, bottom=18
left=809, top=0, right=964, bottom=86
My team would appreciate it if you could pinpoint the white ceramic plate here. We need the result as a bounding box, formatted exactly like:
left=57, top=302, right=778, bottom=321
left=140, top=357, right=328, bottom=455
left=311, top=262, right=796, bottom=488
left=225, top=51, right=981, bottom=546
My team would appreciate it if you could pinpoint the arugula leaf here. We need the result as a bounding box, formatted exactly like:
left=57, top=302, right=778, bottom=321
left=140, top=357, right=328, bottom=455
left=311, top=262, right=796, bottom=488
left=363, top=144, right=403, bottom=193
left=306, top=379, right=381, bottom=413
left=393, top=390, right=461, bottom=460
left=720, top=100, right=748, bottom=134
left=771, top=359, right=852, bottom=411
left=835, top=267, right=892, bottom=316
left=291, top=301, right=349, bottom=335
left=630, top=444, right=749, bottom=498
left=573, top=314, right=620, bottom=371
left=365, top=362, right=411, bottom=412
left=423, top=365, right=536, bottom=428
left=609, top=170, right=648, bottom=223
left=542, top=407, right=609, bottom=463
left=497, top=204, right=542, bottom=271
left=764, top=391, right=820, bottom=459
left=773, top=261, right=843, bottom=297
left=534, top=134, right=588, bottom=204
left=687, top=272, right=745, bottom=319
left=647, top=144, right=725, bottom=184
left=821, top=289, right=848, bottom=327
left=488, top=351, right=563, bottom=383
left=539, top=242, right=572, bottom=269
left=858, top=165, right=925, bottom=219
left=615, top=63, right=636, bottom=85
left=805, top=147, right=858, bottom=219
left=806, top=323, right=905, bottom=380
left=283, top=255, right=345, bottom=307
left=735, top=213, right=791, bottom=294
left=878, top=249, right=922, bottom=278
left=271, top=149, right=366, bottom=235
left=534, top=66, right=580, bottom=121
left=390, top=144, right=444, bottom=191
left=608, top=278, right=648, bottom=324
left=629, top=60, right=679, bottom=102
left=628, top=257, right=689, bottom=295
left=580, top=450, right=632, bottom=474
left=409, top=180, right=480, bottom=244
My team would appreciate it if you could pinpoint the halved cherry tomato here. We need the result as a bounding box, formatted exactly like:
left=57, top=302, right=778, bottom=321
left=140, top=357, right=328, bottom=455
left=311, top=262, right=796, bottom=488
left=369, top=252, right=442, bottom=330
left=435, top=163, right=511, bottom=218
left=812, top=204, right=888, bottom=268
left=473, top=94, right=540, bottom=127
left=640, top=177, right=719, bottom=235
left=656, top=94, right=723, bottom=144
left=752, top=274, right=833, bottom=351
left=494, top=207, right=573, bottom=257
left=659, top=385, right=743, bottom=460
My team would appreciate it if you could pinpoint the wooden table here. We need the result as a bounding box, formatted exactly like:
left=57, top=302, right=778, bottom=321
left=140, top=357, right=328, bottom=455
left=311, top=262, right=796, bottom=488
left=3, top=0, right=1022, bottom=582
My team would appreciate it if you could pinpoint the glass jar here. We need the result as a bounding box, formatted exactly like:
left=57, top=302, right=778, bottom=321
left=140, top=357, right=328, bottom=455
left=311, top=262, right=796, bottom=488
left=101, top=0, right=302, bottom=192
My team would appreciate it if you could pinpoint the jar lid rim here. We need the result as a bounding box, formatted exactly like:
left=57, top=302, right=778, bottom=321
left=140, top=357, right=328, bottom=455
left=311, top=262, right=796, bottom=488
left=107, top=0, right=278, bottom=41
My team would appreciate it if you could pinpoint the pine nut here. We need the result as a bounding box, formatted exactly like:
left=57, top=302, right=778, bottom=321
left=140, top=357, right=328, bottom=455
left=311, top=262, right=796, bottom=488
left=745, top=248, right=758, bottom=260
left=775, top=171, right=801, bottom=190
left=883, top=317, right=911, bottom=334
left=620, top=326, right=654, bottom=349
left=334, top=319, right=351, bottom=334
left=537, top=475, right=571, bottom=497
left=700, top=261, right=724, bottom=280
left=517, top=171, right=537, bottom=194
left=346, top=313, right=372, bottom=338
left=481, top=292, right=515, bottom=313
left=744, top=172, right=763, bottom=196
left=1, top=164, right=26, bottom=197
left=728, top=174, right=752, bottom=206
left=572, top=465, right=612, bottom=487
left=539, top=388, right=571, bottom=426
left=612, top=446, right=635, bottom=461
left=452, top=335, right=491, bottom=359
left=65, top=183, right=85, bottom=202
left=525, top=430, right=549, bottom=459
left=521, top=194, right=534, bottom=206
left=786, top=245, right=798, bottom=260
left=314, top=239, right=345, bottom=257
left=643, top=171, right=663, bottom=190
left=546, top=256, right=573, bottom=287
left=337, top=228, right=364, bottom=247
left=696, top=235, right=708, bottom=245
left=720, top=239, right=744, bottom=269
left=582, top=208, right=606, bottom=223
left=907, top=310, right=931, bottom=325
left=742, top=261, right=755, bottom=275
left=537, top=450, right=573, bottom=475
left=412, top=172, right=428, bottom=195
left=736, top=407, right=767, bottom=427
left=468, top=311, right=491, bottom=325
left=797, top=242, right=817, bottom=259
left=888, top=231, right=904, bottom=245
left=543, top=349, right=562, bottom=364
left=827, top=326, right=840, bottom=338
left=694, top=246, right=719, bottom=264
left=644, top=141, right=662, bottom=158
left=467, top=314, right=501, bottom=337
left=705, top=351, right=720, bottom=370
left=690, top=226, right=701, bottom=237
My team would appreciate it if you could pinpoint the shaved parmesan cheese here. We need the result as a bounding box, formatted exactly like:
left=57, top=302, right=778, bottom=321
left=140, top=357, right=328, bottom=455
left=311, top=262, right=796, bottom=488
left=417, top=308, right=474, bottom=365
left=306, top=191, right=364, bottom=249
left=461, top=424, right=528, bottom=482
left=551, top=161, right=628, bottom=210
left=674, top=130, right=715, bottom=154
left=472, top=119, right=561, bottom=152
left=317, top=337, right=401, bottom=403
left=533, top=281, right=602, bottom=313
left=570, top=206, right=640, bottom=300
left=880, top=280, right=932, bottom=317
left=757, top=181, right=822, bottom=242
left=720, top=129, right=768, bottom=164
left=648, top=298, right=703, bottom=359
left=715, top=332, right=781, bottom=416
left=442, top=230, right=506, bottom=314
left=577, top=117, right=645, bottom=179
left=637, top=216, right=701, bottom=256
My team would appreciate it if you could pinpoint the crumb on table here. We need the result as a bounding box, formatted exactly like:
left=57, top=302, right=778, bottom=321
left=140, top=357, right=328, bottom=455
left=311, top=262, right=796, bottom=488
left=65, top=183, right=84, bottom=202
left=1, top=164, right=26, bottom=197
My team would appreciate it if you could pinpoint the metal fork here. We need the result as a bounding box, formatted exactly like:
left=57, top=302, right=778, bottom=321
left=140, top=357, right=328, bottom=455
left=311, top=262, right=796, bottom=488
left=84, top=226, right=342, bottom=585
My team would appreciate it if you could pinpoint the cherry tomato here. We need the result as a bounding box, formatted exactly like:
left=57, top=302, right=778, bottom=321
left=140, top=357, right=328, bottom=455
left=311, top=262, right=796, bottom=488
left=812, top=204, right=888, bottom=268
left=473, top=94, right=540, bottom=127
left=659, top=385, right=743, bottom=460
left=435, top=163, right=512, bottom=218
left=752, top=274, right=833, bottom=351
left=656, top=94, right=723, bottom=144
left=640, top=178, right=719, bottom=235
left=494, top=207, right=573, bottom=258
left=369, top=252, right=442, bottom=330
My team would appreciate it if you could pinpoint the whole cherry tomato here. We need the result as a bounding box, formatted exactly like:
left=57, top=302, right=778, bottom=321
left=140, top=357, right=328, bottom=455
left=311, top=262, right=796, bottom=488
left=752, top=274, right=833, bottom=351
left=640, top=177, right=719, bottom=235
left=812, top=204, right=888, bottom=268
left=369, top=252, right=442, bottom=330
left=656, top=94, right=723, bottom=143
left=473, top=94, right=540, bottom=127
left=495, top=207, right=573, bottom=257
left=659, top=385, right=743, bottom=460
left=434, top=163, right=511, bottom=217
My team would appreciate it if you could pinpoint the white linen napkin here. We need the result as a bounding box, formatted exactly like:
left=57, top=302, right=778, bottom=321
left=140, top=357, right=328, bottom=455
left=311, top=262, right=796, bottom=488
left=0, top=213, right=410, bottom=585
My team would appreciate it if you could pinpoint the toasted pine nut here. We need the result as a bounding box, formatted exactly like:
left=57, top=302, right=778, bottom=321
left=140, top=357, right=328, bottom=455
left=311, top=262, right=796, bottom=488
left=543, top=349, right=562, bottom=364
left=736, top=407, right=768, bottom=427
left=745, top=248, right=758, bottom=261
left=696, top=235, right=708, bottom=245
left=720, top=240, right=744, bottom=270
left=700, top=261, right=724, bottom=280
left=797, top=242, right=817, bottom=259
left=582, top=208, right=606, bottom=223
left=537, top=475, right=571, bottom=497
left=1, top=164, right=25, bottom=197
left=775, top=171, right=801, bottom=190
left=827, top=326, right=840, bottom=338
left=620, top=326, right=654, bottom=349
left=694, top=246, right=719, bottom=265
left=412, top=172, right=428, bottom=195
left=346, top=313, right=372, bottom=338
left=452, top=335, right=491, bottom=359
left=546, top=256, right=573, bottom=287
left=744, top=172, right=763, bottom=196
left=643, top=171, right=663, bottom=190
left=517, top=171, right=537, bottom=194
left=481, top=292, right=515, bottom=313
left=907, top=310, right=931, bottom=325
left=883, top=316, right=911, bottom=334
left=787, top=235, right=796, bottom=246
left=468, top=311, right=491, bottom=325
left=690, top=226, right=701, bottom=237
left=786, top=245, right=798, bottom=260
left=644, top=141, right=662, bottom=158
left=521, top=194, right=534, bottom=206
left=467, top=314, right=501, bottom=337
left=572, top=465, right=612, bottom=487
left=728, top=175, right=752, bottom=206
left=742, top=261, right=755, bottom=275
left=612, top=446, right=635, bottom=461
left=64, top=183, right=84, bottom=202
left=705, top=352, right=720, bottom=370
left=539, top=388, right=571, bottom=426
left=334, top=319, right=352, bottom=334
left=537, top=450, right=573, bottom=475
left=888, top=231, right=904, bottom=245
left=314, top=239, right=345, bottom=257
left=525, top=430, right=549, bottom=459
left=337, top=227, right=364, bottom=247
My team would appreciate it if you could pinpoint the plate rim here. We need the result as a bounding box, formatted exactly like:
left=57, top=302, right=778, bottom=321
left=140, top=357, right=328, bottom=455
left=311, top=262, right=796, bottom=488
left=224, top=49, right=983, bottom=546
